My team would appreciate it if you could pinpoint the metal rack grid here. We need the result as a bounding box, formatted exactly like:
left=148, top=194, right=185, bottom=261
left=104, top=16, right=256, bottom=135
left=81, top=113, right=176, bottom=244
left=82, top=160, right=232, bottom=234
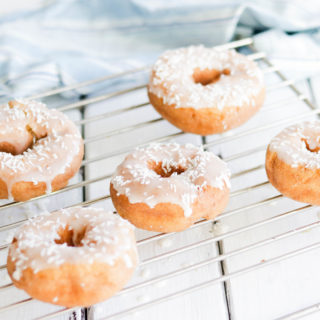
left=0, top=37, right=319, bottom=320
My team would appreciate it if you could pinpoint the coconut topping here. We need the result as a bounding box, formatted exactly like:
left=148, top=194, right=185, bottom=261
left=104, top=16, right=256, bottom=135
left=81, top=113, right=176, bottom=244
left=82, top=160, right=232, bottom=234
left=0, top=99, right=83, bottom=199
left=269, top=121, right=320, bottom=169
left=148, top=45, right=264, bottom=110
left=9, top=207, right=136, bottom=280
left=111, top=143, right=231, bottom=217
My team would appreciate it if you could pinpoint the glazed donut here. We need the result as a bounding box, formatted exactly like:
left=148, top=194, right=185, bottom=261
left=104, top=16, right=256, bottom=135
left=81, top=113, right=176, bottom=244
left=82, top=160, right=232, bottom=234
left=148, top=46, right=265, bottom=135
left=0, top=99, right=83, bottom=201
left=110, top=143, right=230, bottom=232
left=266, top=121, right=320, bottom=205
left=7, top=207, right=138, bottom=307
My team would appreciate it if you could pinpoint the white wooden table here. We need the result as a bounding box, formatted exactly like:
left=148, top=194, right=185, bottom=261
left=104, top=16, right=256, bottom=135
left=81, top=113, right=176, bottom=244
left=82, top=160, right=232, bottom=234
left=0, top=38, right=320, bottom=320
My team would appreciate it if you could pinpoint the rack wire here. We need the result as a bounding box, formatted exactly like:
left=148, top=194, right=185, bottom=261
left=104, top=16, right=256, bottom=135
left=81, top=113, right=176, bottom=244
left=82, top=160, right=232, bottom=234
left=0, top=37, right=319, bottom=320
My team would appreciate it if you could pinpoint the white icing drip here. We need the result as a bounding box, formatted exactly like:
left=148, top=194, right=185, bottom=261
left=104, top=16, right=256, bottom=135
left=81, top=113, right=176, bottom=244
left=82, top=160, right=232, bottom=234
left=12, top=269, right=22, bottom=281
left=0, top=100, right=83, bottom=198
left=111, top=143, right=231, bottom=217
left=269, top=121, right=320, bottom=169
left=123, top=253, right=133, bottom=268
left=148, top=46, right=264, bottom=110
left=9, top=207, right=136, bottom=277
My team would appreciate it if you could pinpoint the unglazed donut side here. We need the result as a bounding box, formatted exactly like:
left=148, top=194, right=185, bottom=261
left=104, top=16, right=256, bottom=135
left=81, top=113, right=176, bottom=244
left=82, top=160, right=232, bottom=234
left=148, top=89, right=265, bottom=135
left=110, top=183, right=229, bottom=232
left=7, top=207, right=138, bottom=307
left=7, top=244, right=137, bottom=307
left=266, top=148, right=320, bottom=205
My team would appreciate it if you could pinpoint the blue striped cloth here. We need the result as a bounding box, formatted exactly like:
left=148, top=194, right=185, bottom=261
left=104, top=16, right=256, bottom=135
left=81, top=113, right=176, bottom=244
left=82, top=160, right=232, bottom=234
left=0, top=0, right=319, bottom=99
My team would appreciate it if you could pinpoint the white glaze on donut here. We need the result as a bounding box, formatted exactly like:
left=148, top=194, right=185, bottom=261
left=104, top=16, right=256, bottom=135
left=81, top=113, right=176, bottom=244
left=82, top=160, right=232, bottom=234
left=0, top=100, right=83, bottom=199
left=111, top=143, right=231, bottom=217
left=9, top=207, right=136, bottom=280
left=148, top=46, right=264, bottom=110
left=269, top=121, right=320, bottom=169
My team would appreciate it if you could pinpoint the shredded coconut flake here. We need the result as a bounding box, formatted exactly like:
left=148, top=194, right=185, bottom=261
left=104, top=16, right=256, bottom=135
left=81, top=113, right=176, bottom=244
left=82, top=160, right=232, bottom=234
left=0, top=99, right=83, bottom=198
left=148, top=46, right=264, bottom=111
left=8, top=207, right=136, bottom=278
left=111, top=143, right=231, bottom=217
left=269, top=121, right=320, bottom=169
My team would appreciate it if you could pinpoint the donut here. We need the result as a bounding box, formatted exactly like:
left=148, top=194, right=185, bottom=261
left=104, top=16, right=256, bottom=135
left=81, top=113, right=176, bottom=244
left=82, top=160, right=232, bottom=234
left=110, top=143, right=230, bottom=232
left=7, top=207, right=138, bottom=307
left=0, top=99, right=84, bottom=201
left=148, top=46, right=265, bottom=135
left=266, top=121, right=320, bottom=205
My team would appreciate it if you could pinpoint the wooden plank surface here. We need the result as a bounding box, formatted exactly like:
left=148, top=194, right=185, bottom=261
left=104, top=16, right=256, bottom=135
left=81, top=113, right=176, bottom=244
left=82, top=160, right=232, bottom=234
left=0, top=43, right=320, bottom=320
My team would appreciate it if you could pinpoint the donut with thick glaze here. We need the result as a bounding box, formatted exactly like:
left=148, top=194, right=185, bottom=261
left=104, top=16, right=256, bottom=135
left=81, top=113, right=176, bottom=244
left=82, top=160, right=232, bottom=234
left=110, top=143, right=231, bottom=232
left=148, top=46, right=265, bottom=135
left=7, top=207, right=138, bottom=307
left=266, top=121, right=320, bottom=204
left=0, top=100, right=83, bottom=201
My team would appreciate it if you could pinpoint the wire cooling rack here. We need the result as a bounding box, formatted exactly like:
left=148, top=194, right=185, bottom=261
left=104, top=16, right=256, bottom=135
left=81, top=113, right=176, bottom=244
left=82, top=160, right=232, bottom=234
left=0, top=37, right=320, bottom=320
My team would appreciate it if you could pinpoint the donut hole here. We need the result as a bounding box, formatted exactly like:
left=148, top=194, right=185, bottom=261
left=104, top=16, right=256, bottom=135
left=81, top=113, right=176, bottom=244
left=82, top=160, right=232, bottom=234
left=302, top=138, right=320, bottom=153
left=193, top=68, right=230, bottom=86
left=0, top=125, right=42, bottom=155
left=149, top=161, right=186, bottom=178
left=54, top=226, right=87, bottom=247
left=26, top=125, right=47, bottom=148
left=0, top=142, right=24, bottom=156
